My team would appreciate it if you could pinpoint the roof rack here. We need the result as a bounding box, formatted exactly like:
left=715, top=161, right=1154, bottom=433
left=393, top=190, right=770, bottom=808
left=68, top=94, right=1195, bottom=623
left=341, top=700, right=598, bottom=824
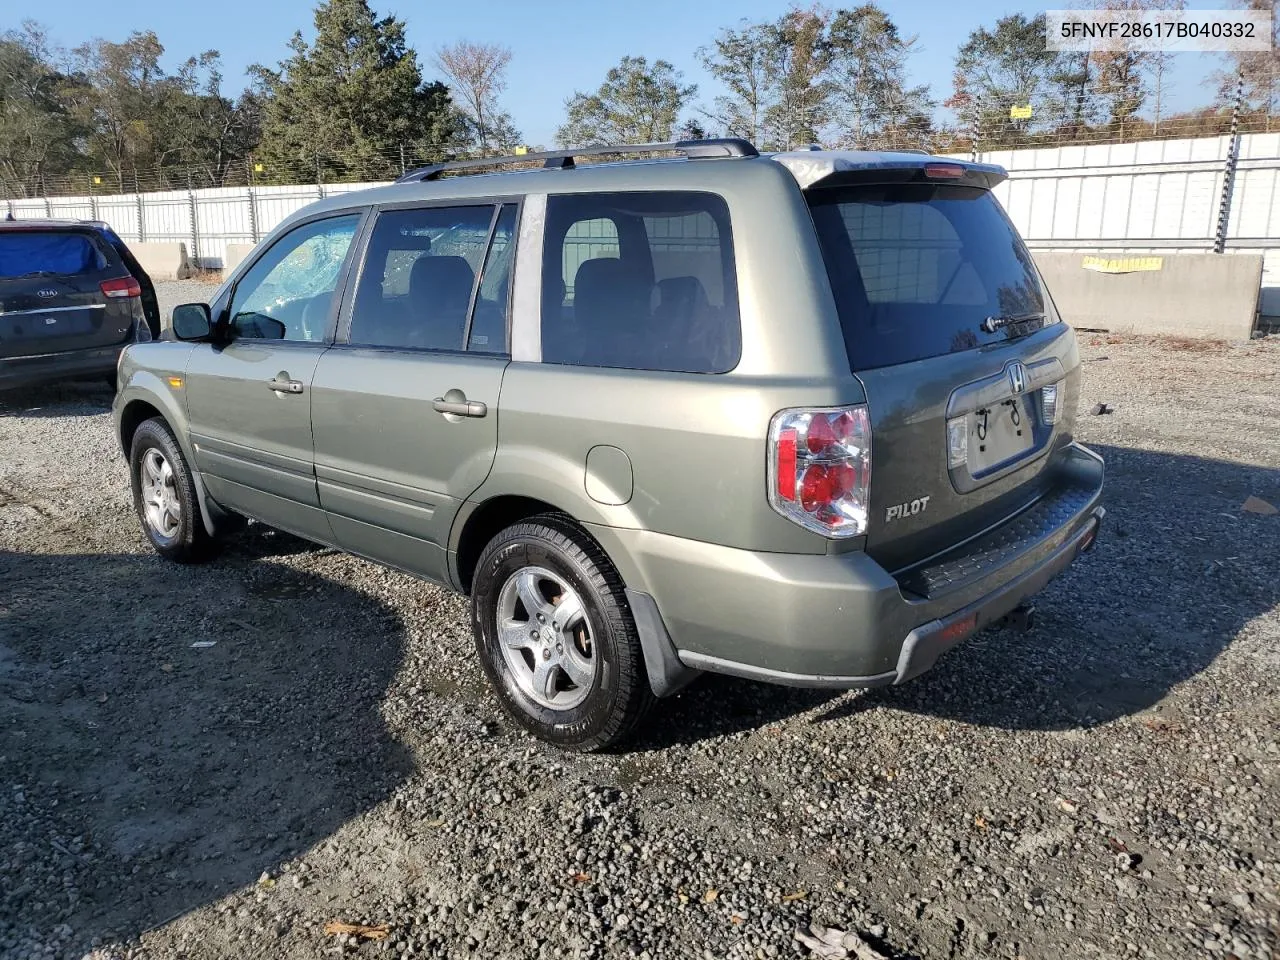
left=395, top=138, right=758, bottom=183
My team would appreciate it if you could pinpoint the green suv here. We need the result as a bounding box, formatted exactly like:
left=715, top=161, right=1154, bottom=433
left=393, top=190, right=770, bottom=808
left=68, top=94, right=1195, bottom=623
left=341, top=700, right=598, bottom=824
left=112, top=140, right=1104, bottom=750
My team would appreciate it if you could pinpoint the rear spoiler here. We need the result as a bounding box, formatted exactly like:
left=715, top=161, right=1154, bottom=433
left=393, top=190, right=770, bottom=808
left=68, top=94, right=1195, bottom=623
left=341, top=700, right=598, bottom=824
left=769, top=150, right=1008, bottom=191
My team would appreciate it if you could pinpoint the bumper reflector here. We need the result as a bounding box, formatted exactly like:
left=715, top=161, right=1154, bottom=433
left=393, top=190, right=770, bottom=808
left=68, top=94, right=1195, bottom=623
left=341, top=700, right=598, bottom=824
left=937, top=613, right=978, bottom=645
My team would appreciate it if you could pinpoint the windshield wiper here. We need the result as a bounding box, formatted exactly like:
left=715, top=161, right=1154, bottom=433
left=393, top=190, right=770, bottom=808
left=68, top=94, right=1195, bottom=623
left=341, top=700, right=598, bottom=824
left=981, top=312, right=1044, bottom=334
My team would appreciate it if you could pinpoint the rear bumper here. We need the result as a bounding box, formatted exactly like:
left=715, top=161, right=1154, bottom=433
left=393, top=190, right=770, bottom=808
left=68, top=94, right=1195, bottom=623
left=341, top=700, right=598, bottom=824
left=598, top=442, right=1104, bottom=693
left=0, top=343, right=125, bottom=390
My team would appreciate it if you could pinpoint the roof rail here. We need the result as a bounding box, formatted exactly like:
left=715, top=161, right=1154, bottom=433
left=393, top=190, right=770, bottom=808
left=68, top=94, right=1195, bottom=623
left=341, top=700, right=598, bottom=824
left=395, top=138, right=758, bottom=183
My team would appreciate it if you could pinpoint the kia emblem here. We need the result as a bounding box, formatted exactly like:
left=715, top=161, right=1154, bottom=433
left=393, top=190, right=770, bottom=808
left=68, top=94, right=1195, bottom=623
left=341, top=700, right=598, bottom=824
left=37, top=288, right=57, bottom=298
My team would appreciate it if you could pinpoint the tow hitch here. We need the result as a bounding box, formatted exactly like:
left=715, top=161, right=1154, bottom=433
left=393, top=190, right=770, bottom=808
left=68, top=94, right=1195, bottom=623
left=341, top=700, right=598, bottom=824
left=996, top=603, right=1036, bottom=632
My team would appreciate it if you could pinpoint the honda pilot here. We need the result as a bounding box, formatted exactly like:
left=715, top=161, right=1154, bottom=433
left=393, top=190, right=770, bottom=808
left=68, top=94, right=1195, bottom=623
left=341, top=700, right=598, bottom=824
left=112, top=140, right=1104, bottom=750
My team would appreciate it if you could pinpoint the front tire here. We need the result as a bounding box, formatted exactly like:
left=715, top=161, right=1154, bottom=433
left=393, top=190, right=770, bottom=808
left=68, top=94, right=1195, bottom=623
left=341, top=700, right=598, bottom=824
left=471, top=515, right=654, bottom=751
left=129, top=417, right=216, bottom=563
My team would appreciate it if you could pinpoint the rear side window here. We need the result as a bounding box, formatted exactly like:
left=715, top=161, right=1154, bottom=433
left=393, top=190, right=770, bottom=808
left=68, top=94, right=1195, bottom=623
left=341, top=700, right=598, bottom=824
left=0, top=232, right=108, bottom=279
left=809, top=184, right=1047, bottom=370
left=542, top=191, right=740, bottom=374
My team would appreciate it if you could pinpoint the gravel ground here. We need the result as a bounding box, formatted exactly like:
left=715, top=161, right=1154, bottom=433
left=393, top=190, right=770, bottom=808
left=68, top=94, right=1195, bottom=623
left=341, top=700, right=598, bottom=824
left=2, top=291, right=1278, bottom=960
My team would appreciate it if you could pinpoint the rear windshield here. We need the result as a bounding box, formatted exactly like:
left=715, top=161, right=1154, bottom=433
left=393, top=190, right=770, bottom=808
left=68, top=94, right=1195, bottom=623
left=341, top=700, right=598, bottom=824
left=0, top=231, right=108, bottom=280
left=808, top=184, right=1046, bottom=370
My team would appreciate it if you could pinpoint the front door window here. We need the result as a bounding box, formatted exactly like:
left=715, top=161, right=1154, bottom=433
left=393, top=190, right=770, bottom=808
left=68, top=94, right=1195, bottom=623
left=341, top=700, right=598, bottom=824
left=229, top=214, right=361, bottom=342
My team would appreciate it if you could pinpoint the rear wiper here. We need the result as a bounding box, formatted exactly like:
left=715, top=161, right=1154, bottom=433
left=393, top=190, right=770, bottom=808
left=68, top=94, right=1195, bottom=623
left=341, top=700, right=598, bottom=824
left=12, top=271, right=60, bottom=279
left=981, top=312, right=1044, bottom=334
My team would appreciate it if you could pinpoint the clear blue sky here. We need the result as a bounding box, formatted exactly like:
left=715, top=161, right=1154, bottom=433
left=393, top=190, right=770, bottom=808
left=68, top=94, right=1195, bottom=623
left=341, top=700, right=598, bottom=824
left=16, top=0, right=1222, bottom=146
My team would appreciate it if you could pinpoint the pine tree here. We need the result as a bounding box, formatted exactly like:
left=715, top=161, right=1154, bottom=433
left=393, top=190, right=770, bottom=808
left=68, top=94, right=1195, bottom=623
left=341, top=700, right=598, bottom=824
left=250, top=0, right=457, bottom=182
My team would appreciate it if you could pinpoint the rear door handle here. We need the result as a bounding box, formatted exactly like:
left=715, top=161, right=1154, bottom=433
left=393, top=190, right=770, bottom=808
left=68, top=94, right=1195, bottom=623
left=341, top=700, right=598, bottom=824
left=432, top=396, right=487, bottom=418
left=267, top=378, right=304, bottom=395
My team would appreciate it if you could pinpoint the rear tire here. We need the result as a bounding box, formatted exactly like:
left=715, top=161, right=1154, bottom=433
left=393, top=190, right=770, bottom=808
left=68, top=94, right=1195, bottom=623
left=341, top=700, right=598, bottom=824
left=471, top=514, right=654, bottom=751
left=129, top=417, right=216, bottom=563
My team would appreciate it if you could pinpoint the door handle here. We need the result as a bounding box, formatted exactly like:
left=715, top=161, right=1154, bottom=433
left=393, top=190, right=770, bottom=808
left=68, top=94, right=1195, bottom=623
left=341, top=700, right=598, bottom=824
left=432, top=396, right=487, bottom=418
left=267, top=377, right=304, bottom=395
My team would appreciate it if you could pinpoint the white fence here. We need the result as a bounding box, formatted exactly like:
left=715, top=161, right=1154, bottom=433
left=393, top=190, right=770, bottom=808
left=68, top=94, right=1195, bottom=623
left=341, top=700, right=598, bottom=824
left=965, top=132, right=1280, bottom=317
left=5, top=181, right=388, bottom=275
left=7, top=132, right=1280, bottom=317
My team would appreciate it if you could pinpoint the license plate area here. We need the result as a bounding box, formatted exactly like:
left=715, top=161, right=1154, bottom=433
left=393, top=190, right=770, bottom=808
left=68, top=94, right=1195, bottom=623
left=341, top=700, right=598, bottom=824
left=967, top=395, right=1034, bottom=476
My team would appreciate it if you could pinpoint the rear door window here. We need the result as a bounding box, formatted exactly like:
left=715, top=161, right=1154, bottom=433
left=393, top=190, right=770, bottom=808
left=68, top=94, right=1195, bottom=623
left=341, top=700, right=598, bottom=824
left=808, top=184, right=1047, bottom=370
left=349, top=204, right=513, bottom=352
left=0, top=232, right=108, bottom=279
left=541, top=191, right=741, bottom=374
left=469, top=204, right=518, bottom=353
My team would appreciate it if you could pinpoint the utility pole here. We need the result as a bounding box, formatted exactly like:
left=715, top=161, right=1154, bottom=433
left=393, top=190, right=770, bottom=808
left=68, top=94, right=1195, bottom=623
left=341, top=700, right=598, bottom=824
left=969, top=99, right=980, bottom=164
left=134, top=170, right=145, bottom=242
left=246, top=157, right=259, bottom=244
left=1213, top=72, right=1245, bottom=255
left=187, top=172, right=201, bottom=267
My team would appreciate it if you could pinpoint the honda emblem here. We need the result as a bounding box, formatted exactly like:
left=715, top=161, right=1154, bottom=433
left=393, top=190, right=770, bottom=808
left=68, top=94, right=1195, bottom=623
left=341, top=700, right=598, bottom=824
left=1006, top=361, right=1028, bottom=395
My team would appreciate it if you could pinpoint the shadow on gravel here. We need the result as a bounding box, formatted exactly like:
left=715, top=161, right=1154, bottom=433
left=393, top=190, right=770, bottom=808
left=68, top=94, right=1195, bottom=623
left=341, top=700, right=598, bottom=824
left=0, top=381, right=115, bottom=418
left=230, top=521, right=331, bottom=561
left=637, top=445, right=1280, bottom=747
left=0, top=549, right=411, bottom=954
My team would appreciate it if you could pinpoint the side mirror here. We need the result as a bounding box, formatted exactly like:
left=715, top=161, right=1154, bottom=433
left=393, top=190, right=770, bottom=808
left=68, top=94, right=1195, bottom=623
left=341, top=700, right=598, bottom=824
left=171, top=302, right=213, bottom=341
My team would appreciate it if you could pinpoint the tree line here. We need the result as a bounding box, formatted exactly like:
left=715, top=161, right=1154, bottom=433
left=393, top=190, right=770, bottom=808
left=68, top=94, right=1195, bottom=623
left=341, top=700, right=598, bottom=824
left=0, top=0, right=523, bottom=195
left=2, top=0, right=1276, bottom=197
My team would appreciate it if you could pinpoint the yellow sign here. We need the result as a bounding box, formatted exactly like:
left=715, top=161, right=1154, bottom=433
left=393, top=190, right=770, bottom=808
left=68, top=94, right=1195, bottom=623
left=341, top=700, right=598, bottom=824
left=92, top=176, right=102, bottom=185
left=1081, top=255, right=1164, bottom=274
left=1009, top=104, right=1033, bottom=120
left=253, top=162, right=264, bottom=172
left=514, top=145, right=528, bottom=155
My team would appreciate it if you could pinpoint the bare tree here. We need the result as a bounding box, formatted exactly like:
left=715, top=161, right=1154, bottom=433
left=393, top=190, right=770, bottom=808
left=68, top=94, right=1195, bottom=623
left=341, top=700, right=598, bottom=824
left=697, top=20, right=775, bottom=143
left=434, top=40, right=516, bottom=154
left=557, top=56, right=696, bottom=147
left=1212, top=0, right=1280, bottom=116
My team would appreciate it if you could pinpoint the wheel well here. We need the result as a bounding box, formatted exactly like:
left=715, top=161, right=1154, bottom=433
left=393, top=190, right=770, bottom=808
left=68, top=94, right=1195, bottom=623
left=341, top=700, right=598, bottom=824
left=455, top=496, right=562, bottom=595
left=118, top=400, right=163, bottom=456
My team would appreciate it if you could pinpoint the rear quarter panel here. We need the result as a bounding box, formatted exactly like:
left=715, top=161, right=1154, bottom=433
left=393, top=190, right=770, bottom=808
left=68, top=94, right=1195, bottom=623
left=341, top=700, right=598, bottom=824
left=469, top=158, right=872, bottom=556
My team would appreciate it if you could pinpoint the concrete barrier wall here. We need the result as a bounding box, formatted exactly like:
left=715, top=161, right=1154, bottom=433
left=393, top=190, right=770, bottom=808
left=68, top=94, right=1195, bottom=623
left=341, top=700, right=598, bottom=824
left=1033, top=251, right=1263, bottom=339
left=130, top=242, right=192, bottom=281
left=222, top=242, right=257, bottom=277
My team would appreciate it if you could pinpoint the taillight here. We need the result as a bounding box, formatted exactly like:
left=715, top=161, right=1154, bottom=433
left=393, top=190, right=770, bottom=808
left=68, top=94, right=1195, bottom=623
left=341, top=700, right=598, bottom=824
left=768, top=405, right=872, bottom=538
left=946, top=417, right=968, bottom=468
left=101, top=276, right=142, bottom=299
left=924, top=163, right=965, bottom=179
left=1040, top=382, right=1061, bottom=425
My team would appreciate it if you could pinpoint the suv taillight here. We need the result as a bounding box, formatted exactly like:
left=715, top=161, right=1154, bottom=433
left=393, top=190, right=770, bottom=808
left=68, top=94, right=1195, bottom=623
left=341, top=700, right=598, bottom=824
left=1040, top=381, right=1061, bottom=425
left=768, top=405, right=872, bottom=538
left=101, top=276, right=142, bottom=299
